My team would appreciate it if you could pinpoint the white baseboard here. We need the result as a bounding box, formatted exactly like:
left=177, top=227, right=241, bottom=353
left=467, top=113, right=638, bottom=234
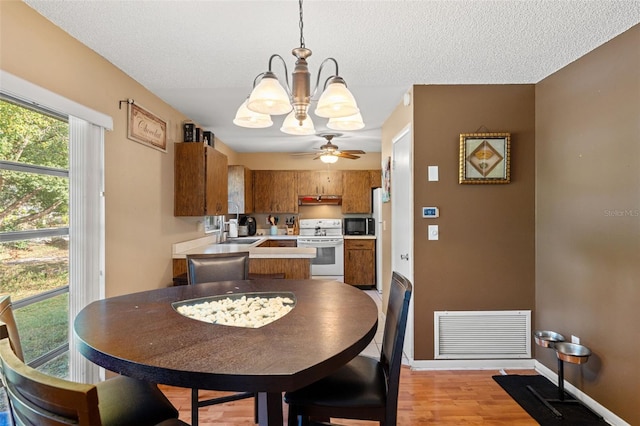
left=534, top=361, right=629, bottom=426
left=409, top=358, right=535, bottom=370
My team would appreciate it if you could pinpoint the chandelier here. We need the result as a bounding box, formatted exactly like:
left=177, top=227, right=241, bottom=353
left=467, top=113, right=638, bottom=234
left=233, top=0, right=364, bottom=135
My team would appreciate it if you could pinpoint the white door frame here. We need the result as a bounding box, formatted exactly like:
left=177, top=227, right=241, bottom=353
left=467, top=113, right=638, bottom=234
left=391, top=124, right=414, bottom=363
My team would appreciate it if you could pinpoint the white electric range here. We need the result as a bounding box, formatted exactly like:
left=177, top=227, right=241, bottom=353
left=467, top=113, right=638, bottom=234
left=297, top=219, right=344, bottom=282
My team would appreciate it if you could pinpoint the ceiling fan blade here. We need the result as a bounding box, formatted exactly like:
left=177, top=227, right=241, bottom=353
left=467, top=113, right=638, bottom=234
left=290, top=152, right=317, bottom=157
left=337, top=153, right=360, bottom=159
left=340, top=150, right=366, bottom=154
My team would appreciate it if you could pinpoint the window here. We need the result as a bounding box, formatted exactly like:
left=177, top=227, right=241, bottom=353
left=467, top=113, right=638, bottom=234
left=0, top=97, right=70, bottom=377
left=1, top=70, right=110, bottom=384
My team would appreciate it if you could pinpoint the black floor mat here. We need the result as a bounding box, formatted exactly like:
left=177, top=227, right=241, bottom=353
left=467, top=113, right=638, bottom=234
left=493, top=374, right=607, bottom=425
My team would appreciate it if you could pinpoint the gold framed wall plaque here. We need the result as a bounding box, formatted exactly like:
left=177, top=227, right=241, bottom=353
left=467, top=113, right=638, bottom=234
left=459, top=133, right=511, bottom=184
left=127, top=101, right=167, bottom=152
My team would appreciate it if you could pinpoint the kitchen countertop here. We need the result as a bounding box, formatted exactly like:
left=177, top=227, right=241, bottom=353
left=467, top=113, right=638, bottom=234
left=172, top=235, right=315, bottom=260
left=343, top=235, right=377, bottom=240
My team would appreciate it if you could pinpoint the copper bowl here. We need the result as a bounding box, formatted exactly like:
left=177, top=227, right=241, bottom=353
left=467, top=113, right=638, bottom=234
left=534, top=330, right=566, bottom=348
left=554, top=342, right=592, bottom=364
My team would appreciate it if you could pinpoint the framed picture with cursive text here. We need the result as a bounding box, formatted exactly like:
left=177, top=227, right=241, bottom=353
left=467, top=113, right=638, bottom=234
left=459, top=133, right=510, bottom=184
left=127, top=101, right=167, bottom=152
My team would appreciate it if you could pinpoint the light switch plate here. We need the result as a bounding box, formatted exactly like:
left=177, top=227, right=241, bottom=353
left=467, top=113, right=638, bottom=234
left=428, top=166, right=439, bottom=181
left=428, top=225, right=439, bottom=240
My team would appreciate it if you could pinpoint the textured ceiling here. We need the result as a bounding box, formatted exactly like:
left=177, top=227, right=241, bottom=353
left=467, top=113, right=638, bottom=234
left=23, top=0, right=640, bottom=153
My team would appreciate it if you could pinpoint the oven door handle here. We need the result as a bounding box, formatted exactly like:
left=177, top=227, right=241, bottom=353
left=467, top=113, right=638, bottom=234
left=298, top=240, right=344, bottom=248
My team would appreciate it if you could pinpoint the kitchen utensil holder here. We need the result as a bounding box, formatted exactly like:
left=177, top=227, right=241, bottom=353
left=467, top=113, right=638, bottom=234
left=528, top=330, right=594, bottom=418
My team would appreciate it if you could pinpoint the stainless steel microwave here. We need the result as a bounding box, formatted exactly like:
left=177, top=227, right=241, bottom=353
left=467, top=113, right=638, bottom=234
left=343, top=218, right=375, bottom=236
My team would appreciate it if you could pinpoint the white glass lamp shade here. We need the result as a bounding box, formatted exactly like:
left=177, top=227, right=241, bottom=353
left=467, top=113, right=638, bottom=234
left=314, top=81, right=359, bottom=118
left=320, top=153, right=339, bottom=164
left=233, top=100, right=273, bottom=128
left=280, top=111, right=316, bottom=135
left=327, top=112, right=365, bottom=131
left=247, top=74, right=292, bottom=115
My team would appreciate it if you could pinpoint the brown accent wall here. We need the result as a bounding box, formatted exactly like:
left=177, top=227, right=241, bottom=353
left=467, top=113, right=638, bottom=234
left=411, top=85, right=536, bottom=359
left=535, top=24, right=640, bottom=425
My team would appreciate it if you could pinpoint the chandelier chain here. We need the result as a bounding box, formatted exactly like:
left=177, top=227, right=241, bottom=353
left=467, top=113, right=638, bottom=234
left=299, top=0, right=305, bottom=48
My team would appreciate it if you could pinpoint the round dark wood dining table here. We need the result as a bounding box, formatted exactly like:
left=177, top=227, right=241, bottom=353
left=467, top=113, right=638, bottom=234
left=74, top=279, right=378, bottom=426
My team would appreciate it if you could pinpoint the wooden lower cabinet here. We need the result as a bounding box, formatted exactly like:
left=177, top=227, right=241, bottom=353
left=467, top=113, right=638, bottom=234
left=173, top=256, right=309, bottom=281
left=343, top=239, right=375, bottom=287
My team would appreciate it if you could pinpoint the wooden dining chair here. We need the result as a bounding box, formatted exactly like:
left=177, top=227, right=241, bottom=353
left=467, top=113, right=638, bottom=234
left=0, top=295, right=183, bottom=426
left=0, top=295, right=25, bottom=361
left=185, top=252, right=256, bottom=425
left=284, top=271, right=413, bottom=426
left=0, top=331, right=189, bottom=426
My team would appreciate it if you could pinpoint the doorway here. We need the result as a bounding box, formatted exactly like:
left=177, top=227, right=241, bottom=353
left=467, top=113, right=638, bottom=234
left=391, top=124, right=414, bottom=362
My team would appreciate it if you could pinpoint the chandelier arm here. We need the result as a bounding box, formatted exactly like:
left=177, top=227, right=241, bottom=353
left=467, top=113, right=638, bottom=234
left=311, top=57, right=340, bottom=98
left=267, top=54, right=292, bottom=96
left=251, top=72, right=266, bottom=88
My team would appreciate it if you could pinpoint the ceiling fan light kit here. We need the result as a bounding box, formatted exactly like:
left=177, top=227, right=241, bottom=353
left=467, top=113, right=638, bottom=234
left=234, top=0, right=362, bottom=135
left=291, top=133, right=366, bottom=163
left=319, top=153, right=339, bottom=164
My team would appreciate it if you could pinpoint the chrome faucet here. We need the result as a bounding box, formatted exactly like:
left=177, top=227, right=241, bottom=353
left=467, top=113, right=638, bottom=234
left=227, top=200, right=240, bottom=221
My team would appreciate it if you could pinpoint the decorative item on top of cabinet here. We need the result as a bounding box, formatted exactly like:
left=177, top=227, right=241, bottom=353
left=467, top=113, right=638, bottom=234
left=296, top=170, right=343, bottom=195
left=344, top=238, right=375, bottom=287
left=341, top=170, right=372, bottom=213
left=253, top=170, right=298, bottom=213
left=174, top=143, right=228, bottom=216
left=228, top=165, right=254, bottom=213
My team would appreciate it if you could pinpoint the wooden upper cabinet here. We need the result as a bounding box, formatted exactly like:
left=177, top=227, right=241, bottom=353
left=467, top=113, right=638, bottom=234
left=174, top=143, right=228, bottom=216
left=369, top=169, right=381, bottom=188
left=296, top=170, right=343, bottom=195
left=228, top=165, right=254, bottom=214
left=341, top=170, right=372, bottom=213
left=253, top=170, right=298, bottom=213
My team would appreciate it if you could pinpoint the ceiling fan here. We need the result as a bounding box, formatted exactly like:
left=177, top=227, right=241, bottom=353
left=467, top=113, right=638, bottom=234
left=291, top=133, right=366, bottom=163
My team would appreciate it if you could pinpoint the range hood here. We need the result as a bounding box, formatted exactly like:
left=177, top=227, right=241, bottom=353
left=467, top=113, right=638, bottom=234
left=298, top=195, right=342, bottom=206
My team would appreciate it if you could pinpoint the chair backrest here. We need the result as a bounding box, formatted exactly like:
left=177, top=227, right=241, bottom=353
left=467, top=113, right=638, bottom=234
left=379, top=271, right=412, bottom=425
left=186, top=252, right=250, bottom=285
left=0, top=334, right=102, bottom=425
left=0, top=294, right=25, bottom=361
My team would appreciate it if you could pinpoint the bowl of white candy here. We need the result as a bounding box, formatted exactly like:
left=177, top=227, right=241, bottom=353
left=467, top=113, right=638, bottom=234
left=173, top=292, right=296, bottom=329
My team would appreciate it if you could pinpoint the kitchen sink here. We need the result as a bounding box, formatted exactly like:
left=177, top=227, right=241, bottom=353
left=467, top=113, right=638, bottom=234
left=218, top=238, right=260, bottom=245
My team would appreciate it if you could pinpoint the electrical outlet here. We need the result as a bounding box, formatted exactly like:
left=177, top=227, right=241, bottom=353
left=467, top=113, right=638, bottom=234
left=571, top=335, right=580, bottom=344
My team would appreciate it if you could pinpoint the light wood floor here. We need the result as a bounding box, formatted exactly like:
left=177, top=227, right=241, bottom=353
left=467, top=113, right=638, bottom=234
left=159, top=369, right=539, bottom=425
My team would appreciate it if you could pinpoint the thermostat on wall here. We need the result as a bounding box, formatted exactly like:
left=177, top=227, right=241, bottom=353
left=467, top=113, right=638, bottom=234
left=422, top=207, right=439, bottom=218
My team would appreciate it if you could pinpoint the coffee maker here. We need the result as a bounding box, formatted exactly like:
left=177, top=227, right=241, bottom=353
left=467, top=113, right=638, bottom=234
left=239, top=216, right=257, bottom=236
